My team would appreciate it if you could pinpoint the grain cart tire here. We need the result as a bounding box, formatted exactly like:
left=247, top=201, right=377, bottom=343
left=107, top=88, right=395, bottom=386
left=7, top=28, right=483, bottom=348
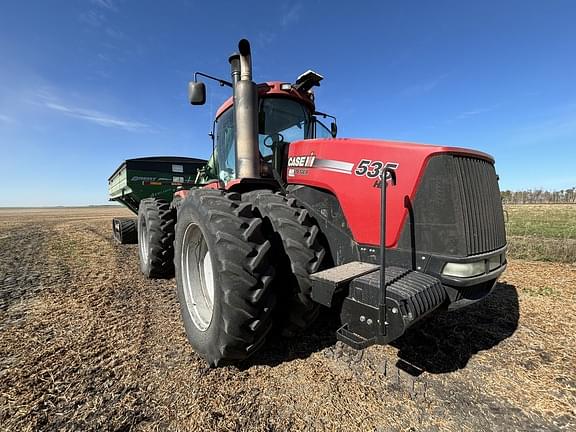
left=244, top=191, right=328, bottom=336
left=171, top=195, right=184, bottom=212
left=138, top=198, right=176, bottom=278
left=112, top=218, right=138, bottom=244
left=174, top=189, right=276, bottom=366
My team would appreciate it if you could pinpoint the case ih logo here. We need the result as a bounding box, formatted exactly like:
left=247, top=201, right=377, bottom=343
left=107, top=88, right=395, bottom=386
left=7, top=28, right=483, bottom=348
left=289, top=153, right=356, bottom=175
left=287, top=153, right=316, bottom=168
left=287, top=155, right=399, bottom=182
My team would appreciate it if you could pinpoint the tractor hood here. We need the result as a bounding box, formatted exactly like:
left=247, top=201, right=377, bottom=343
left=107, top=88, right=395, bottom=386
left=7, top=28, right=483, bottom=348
left=286, top=138, right=497, bottom=247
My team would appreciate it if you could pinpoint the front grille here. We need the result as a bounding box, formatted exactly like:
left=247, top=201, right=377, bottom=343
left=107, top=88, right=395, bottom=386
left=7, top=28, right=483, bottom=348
left=397, top=154, right=506, bottom=257
left=453, top=157, right=507, bottom=255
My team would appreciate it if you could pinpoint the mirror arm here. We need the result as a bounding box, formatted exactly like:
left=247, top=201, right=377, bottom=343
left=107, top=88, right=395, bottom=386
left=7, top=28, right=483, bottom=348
left=314, top=110, right=337, bottom=122
left=314, top=111, right=338, bottom=137
left=194, top=72, right=233, bottom=88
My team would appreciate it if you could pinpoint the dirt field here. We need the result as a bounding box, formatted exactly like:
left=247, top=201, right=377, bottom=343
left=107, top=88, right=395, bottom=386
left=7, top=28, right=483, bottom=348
left=1, top=207, right=574, bottom=431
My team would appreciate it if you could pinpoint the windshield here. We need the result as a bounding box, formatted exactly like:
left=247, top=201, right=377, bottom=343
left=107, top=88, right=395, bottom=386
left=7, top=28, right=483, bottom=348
left=214, top=97, right=328, bottom=182
left=314, top=118, right=333, bottom=139
left=258, top=97, right=311, bottom=159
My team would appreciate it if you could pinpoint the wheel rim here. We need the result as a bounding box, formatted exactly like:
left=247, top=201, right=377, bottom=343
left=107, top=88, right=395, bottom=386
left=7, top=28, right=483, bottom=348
left=181, top=223, right=215, bottom=331
left=139, top=216, right=149, bottom=263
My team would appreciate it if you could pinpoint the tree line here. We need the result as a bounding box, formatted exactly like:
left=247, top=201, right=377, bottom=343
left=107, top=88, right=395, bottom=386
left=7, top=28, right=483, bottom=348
left=501, top=188, right=576, bottom=204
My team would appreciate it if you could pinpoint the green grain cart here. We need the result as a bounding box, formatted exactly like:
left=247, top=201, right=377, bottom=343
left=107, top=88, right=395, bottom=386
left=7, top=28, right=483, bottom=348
left=108, top=156, right=206, bottom=248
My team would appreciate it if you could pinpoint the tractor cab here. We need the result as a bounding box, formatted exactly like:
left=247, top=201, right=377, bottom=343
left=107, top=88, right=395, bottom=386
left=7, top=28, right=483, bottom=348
left=193, top=76, right=336, bottom=185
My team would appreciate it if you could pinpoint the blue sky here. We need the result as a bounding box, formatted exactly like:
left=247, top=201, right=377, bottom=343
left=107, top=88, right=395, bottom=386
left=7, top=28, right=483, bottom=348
left=0, top=0, right=575, bottom=206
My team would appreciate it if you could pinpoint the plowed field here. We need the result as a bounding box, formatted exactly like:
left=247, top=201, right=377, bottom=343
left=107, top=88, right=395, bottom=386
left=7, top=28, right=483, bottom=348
left=1, top=207, right=574, bottom=431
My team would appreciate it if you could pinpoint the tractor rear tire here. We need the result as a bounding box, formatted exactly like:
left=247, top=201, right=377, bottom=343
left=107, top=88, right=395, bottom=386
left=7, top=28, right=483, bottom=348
left=244, top=191, right=328, bottom=336
left=112, top=218, right=137, bottom=244
left=174, top=190, right=276, bottom=366
left=137, top=198, right=176, bottom=278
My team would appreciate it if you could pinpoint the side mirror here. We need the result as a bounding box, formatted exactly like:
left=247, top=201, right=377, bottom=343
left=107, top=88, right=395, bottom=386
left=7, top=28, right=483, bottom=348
left=188, top=81, right=206, bottom=105
left=330, top=121, right=337, bottom=138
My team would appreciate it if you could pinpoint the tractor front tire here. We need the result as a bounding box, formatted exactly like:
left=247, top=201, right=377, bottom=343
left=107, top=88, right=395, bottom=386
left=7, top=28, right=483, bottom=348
left=174, top=190, right=276, bottom=366
left=245, top=191, right=328, bottom=336
left=137, top=198, right=176, bottom=278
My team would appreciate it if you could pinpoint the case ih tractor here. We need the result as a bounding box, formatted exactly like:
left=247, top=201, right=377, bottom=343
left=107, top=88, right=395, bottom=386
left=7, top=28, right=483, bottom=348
left=112, top=39, right=507, bottom=366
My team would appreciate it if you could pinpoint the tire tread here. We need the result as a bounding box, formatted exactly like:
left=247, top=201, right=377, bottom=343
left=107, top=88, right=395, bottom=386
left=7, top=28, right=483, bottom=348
left=175, top=189, right=276, bottom=366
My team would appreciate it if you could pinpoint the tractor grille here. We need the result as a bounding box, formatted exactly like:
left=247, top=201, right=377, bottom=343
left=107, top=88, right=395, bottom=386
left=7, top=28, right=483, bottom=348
left=398, top=154, right=506, bottom=257
left=453, top=157, right=507, bottom=255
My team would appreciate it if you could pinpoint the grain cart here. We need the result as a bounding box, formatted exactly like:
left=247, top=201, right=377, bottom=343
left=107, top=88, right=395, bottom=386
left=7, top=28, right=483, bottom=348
left=108, top=156, right=206, bottom=276
left=115, top=39, right=507, bottom=366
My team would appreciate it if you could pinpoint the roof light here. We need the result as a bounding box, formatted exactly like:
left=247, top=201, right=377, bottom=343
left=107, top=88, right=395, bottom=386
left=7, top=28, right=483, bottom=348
left=280, top=83, right=292, bottom=91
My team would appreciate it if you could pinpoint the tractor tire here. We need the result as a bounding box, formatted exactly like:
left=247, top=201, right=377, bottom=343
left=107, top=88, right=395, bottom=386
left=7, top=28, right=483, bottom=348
left=174, top=189, right=276, bottom=366
left=244, top=191, right=328, bottom=336
left=112, top=218, right=137, bottom=244
left=171, top=194, right=185, bottom=212
left=137, top=198, right=176, bottom=278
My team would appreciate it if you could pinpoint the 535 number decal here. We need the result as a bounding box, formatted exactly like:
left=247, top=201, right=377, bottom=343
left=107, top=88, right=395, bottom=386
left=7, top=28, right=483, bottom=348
left=354, top=159, right=399, bottom=178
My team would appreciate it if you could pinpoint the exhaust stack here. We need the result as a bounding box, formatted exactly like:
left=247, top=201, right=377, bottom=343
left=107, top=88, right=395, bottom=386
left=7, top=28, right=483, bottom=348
left=230, top=39, right=259, bottom=179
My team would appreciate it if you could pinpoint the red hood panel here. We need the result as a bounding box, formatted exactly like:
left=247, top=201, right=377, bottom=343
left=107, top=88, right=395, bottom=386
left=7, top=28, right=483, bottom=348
left=286, top=138, right=493, bottom=247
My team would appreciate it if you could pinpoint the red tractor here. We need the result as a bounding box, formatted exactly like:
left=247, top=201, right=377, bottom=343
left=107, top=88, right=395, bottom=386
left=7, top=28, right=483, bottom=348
left=137, top=39, right=507, bottom=366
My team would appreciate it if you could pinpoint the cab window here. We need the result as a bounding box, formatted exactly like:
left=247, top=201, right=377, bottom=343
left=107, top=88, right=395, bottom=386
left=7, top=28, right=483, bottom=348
left=214, top=108, right=236, bottom=182
left=258, top=98, right=311, bottom=159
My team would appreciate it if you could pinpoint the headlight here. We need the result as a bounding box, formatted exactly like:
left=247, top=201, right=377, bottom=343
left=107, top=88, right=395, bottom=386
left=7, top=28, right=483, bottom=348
left=442, top=261, right=485, bottom=278
left=488, top=254, right=502, bottom=271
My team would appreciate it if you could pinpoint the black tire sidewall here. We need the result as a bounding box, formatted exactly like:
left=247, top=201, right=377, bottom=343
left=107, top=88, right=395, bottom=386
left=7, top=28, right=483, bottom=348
left=137, top=204, right=151, bottom=275
left=174, top=190, right=277, bottom=366
left=246, top=191, right=327, bottom=334
left=174, top=201, right=224, bottom=362
left=116, top=218, right=137, bottom=244
left=137, top=199, right=175, bottom=278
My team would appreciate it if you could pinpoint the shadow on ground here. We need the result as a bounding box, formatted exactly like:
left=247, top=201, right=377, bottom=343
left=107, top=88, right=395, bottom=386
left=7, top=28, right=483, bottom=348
left=392, top=282, right=519, bottom=374
left=245, top=308, right=340, bottom=368
left=247, top=282, right=519, bottom=373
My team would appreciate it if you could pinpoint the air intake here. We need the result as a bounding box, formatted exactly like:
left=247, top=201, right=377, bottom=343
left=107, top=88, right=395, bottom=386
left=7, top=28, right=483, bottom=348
left=398, top=155, right=506, bottom=257
left=453, top=157, right=507, bottom=255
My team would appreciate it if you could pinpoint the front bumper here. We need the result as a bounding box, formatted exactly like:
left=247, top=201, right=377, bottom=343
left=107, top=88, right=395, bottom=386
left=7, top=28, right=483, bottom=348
left=312, top=245, right=507, bottom=351
left=427, top=245, right=507, bottom=309
left=359, top=244, right=507, bottom=308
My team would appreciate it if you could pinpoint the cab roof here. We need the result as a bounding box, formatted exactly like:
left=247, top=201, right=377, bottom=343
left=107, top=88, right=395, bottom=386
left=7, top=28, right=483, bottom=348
left=215, top=81, right=316, bottom=119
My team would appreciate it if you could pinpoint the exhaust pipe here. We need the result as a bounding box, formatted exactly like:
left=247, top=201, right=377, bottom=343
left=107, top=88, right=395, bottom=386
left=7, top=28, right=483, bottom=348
left=238, top=39, right=253, bottom=81
left=230, top=39, right=259, bottom=179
